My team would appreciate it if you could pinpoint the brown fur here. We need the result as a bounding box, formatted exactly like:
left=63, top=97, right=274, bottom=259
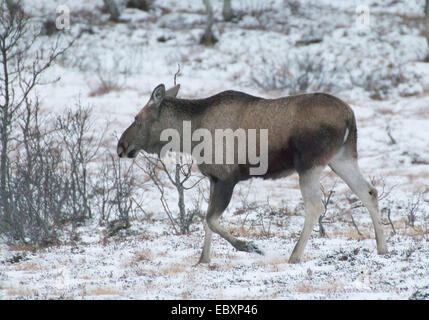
left=117, top=85, right=386, bottom=264
left=162, top=90, right=357, bottom=180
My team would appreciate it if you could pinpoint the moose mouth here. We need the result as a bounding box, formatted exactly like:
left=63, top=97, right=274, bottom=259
left=127, top=148, right=138, bottom=158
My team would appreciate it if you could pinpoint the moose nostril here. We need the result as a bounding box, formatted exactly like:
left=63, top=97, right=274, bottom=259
left=127, top=148, right=137, bottom=158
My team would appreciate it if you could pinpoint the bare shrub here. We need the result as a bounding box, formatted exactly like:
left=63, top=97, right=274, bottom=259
left=55, top=104, right=106, bottom=223
left=254, top=46, right=421, bottom=100
left=200, top=0, right=218, bottom=46
left=106, top=153, right=136, bottom=232
left=2, top=101, right=139, bottom=244
left=136, top=152, right=206, bottom=235
left=4, top=104, right=66, bottom=244
left=92, top=150, right=139, bottom=226
left=236, top=198, right=290, bottom=238
left=126, top=0, right=155, bottom=11
left=0, top=2, right=72, bottom=244
left=41, top=19, right=58, bottom=36
left=235, top=0, right=282, bottom=30
left=347, top=60, right=422, bottom=100
left=232, top=184, right=290, bottom=238
left=0, top=2, right=141, bottom=245
left=283, top=0, right=301, bottom=15
left=137, top=152, right=203, bottom=234
left=357, top=66, right=421, bottom=100
left=103, top=0, right=123, bottom=22
left=88, top=67, right=123, bottom=97
left=406, top=193, right=423, bottom=228
left=252, top=50, right=344, bottom=95
left=223, top=0, right=234, bottom=21
left=319, top=181, right=337, bottom=238
left=238, top=0, right=268, bottom=17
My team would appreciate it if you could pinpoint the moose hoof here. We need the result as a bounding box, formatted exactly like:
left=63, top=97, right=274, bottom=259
left=197, top=255, right=211, bottom=265
left=288, top=254, right=301, bottom=264
left=377, top=246, right=388, bottom=255
left=236, top=240, right=264, bottom=255
left=288, top=257, right=300, bottom=264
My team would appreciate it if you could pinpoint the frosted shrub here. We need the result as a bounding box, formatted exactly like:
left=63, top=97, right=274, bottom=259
left=252, top=50, right=346, bottom=95
left=357, top=64, right=422, bottom=100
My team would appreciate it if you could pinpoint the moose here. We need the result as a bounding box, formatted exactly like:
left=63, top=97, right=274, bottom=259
left=117, top=84, right=387, bottom=264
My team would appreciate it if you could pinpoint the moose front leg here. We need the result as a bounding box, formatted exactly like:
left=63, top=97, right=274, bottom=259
left=198, top=177, right=263, bottom=264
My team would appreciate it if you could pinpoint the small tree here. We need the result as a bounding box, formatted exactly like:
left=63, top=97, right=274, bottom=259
left=127, top=0, right=154, bottom=11
left=223, top=0, right=234, bottom=21
left=103, top=0, right=122, bottom=22
left=0, top=2, right=70, bottom=234
left=137, top=150, right=205, bottom=235
left=200, top=0, right=218, bottom=46
left=425, top=0, right=429, bottom=49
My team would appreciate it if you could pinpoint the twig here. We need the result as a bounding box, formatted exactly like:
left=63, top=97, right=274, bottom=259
left=382, top=207, right=396, bottom=235
left=174, top=64, right=181, bottom=86
left=319, top=180, right=337, bottom=237
left=386, top=123, right=396, bottom=145
left=350, top=214, right=364, bottom=237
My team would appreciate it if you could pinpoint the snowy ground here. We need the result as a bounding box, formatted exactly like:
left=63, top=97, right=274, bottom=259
left=1, top=0, right=429, bottom=299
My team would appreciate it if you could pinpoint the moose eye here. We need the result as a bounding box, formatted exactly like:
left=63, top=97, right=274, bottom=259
left=135, top=115, right=142, bottom=124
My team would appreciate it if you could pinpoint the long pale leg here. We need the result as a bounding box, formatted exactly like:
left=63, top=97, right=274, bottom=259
left=198, top=220, right=213, bottom=264
left=198, top=178, right=263, bottom=264
left=329, top=151, right=387, bottom=254
left=289, top=167, right=324, bottom=264
left=198, top=181, right=215, bottom=264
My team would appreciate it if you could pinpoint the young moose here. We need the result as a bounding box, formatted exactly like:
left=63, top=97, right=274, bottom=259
left=117, top=84, right=387, bottom=263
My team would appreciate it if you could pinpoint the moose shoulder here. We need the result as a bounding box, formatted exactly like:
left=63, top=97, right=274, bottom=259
left=118, top=84, right=387, bottom=264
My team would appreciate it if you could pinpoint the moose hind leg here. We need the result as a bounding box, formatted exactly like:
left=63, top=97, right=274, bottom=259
left=206, top=179, right=263, bottom=256
left=289, top=167, right=324, bottom=264
left=329, top=155, right=387, bottom=254
left=198, top=221, right=213, bottom=264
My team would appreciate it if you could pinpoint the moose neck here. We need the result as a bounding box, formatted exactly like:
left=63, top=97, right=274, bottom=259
left=158, top=97, right=206, bottom=156
left=161, top=97, right=205, bottom=131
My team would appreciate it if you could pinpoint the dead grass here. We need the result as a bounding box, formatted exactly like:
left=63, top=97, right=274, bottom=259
left=377, top=107, right=395, bottom=116
left=88, top=83, right=123, bottom=97
left=15, top=262, right=45, bottom=272
left=329, top=227, right=372, bottom=240
left=133, top=249, right=153, bottom=262
left=7, top=244, right=38, bottom=252
left=160, top=263, right=188, bottom=275
left=122, top=250, right=153, bottom=268
left=181, top=290, right=191, bottom=299
left=404, top=172, right=429, bottom=184
left=296, top=280, right=344, bottom=294
left=296, top=283, right=314, bottom=293
left=6, top=285, right=40, bottom=297
left=229, top=224, right=277, bottom=239
left=393, top=218, right=429, bottom=238
left=255, top=255, right=289, bottom=271
left=89, top=287, right=120, bottom=296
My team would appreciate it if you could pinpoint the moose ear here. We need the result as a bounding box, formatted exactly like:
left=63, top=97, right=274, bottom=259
left=151, top=84, right=166, bottom=103
left=165, top=84, right=180, bottom=98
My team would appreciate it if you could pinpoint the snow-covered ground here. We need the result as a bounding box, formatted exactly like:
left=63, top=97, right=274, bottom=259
left=1, top=0, right=429, bottom=299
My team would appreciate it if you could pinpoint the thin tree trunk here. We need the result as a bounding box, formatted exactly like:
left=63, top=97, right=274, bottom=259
left=1, top=36, right=11, bottom=225
left=425, top=0, right=429, bottom=47
left=223, top=0, right=234, bottom=21
left=175, top=161, right=187, bottom=234
left=200, top=0, right=218, bottom=46
left=103, top=0, right=121, bottom=22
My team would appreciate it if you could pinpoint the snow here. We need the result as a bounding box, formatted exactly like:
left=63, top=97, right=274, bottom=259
left=1, top=0, right=429, bottom=300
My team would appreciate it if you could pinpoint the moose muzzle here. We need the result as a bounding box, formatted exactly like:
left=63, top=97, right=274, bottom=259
left=117, top=142, right=137, bottom=158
